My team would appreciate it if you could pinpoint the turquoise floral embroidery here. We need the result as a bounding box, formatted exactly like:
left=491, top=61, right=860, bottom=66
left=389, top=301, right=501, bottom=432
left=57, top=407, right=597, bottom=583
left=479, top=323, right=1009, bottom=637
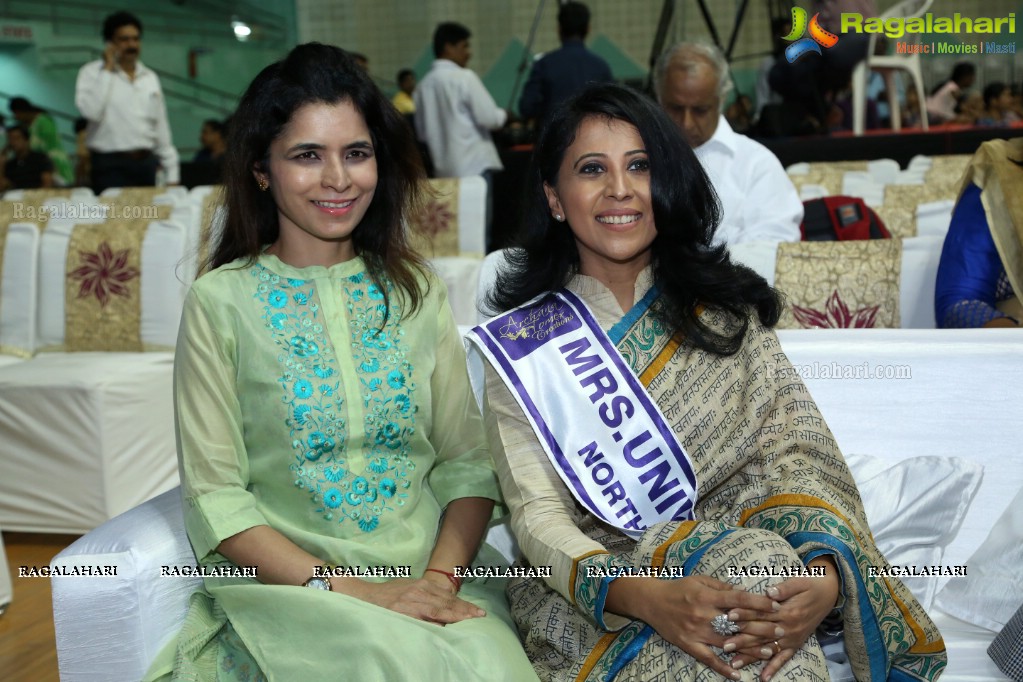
left=342, top=271, right=416, bottom=530
left=252, top=264, right=413, bottom=532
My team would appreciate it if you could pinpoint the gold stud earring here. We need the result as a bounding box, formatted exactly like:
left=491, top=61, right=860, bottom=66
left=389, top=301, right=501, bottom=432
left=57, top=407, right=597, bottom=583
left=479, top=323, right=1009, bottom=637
left=258, top=178, right=269, bottom=191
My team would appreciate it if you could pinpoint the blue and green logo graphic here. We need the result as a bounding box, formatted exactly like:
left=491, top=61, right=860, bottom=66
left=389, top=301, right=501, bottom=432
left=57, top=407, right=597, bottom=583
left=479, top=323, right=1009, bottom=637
left=782, top=7, right=840, bottom=62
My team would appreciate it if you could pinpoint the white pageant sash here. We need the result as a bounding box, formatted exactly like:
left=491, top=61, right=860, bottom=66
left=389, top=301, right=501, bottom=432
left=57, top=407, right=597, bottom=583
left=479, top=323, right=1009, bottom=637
left=467, top=289, right=697, bottom=539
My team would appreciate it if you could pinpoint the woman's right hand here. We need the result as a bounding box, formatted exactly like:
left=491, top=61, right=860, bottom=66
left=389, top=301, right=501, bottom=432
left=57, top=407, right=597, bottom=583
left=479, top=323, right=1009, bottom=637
left=342, top=577, right=486, bottom=625
left=606, top=575, right=780, bottom=680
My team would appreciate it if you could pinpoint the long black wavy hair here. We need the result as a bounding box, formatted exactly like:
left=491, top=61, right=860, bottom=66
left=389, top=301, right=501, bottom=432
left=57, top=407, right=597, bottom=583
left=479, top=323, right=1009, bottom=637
left=485, top=83, right=780, bottom=355
left=208, top=42, right=429, bottom=321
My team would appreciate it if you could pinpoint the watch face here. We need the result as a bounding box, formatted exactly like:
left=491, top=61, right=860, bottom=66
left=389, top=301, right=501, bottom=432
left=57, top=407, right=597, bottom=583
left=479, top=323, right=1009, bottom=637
left=304, top=577, right=331, bottom=591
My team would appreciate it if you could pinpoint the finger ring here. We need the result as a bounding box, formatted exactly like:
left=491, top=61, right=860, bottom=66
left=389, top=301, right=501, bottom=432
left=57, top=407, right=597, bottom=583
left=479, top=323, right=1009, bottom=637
left=711, top=613, right=740, bottom=636
left=773, top=640, right=782, bottom=654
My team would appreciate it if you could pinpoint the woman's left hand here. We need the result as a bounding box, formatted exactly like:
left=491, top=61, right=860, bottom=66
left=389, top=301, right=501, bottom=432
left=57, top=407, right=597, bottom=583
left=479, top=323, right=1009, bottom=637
left=722, top=556, right=840, bottom=680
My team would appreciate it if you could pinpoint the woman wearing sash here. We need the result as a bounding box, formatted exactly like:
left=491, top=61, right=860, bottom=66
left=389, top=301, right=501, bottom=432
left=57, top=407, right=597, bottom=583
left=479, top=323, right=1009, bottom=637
left=143, top=43, right=536, bottom=681
left=471, top=84, right=945, bottom=681
left=934, top=137, right=1023, bottom=328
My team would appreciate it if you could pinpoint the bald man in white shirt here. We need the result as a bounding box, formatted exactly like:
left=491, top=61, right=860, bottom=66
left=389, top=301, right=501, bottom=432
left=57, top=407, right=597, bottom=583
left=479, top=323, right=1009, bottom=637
left=655, top=42, right=802, bottom=247
left=75, top=11, right=179, bottom=193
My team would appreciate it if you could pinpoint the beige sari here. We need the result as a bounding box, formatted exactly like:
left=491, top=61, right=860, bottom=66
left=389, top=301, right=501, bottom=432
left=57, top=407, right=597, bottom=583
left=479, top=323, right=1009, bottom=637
left=483, top=269, right=946, bottom=681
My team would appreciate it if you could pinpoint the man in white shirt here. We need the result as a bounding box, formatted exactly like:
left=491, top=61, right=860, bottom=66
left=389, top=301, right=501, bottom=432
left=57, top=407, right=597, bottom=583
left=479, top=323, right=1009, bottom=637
left=414, top=22, right=507, bottom=179
left=75, top=11, right=179, bottom=193
left=655, top=42, right=802, bottom=247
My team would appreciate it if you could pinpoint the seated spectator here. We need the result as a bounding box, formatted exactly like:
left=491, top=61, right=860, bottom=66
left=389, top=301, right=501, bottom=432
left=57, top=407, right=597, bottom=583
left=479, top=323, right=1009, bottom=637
left=903, top=86, right=923, bottom=128
left=141, top=43, right=536, bottom=681
left=2, top=125, right=54, bottom=190
left=193, top=119, right=227, bottom=163
left=476, top=82, right=946, bottom=681
left=926, top=62, right=975, bottom=124
left=391, top=69, right=416, bottom=115
left=977, top=82, right=1015, bottom=127
left=954, top=91, right=984, bottom=126
left=655, top=42, right=802, bottom=246
left=9, top=96, right=73, bottom=186
left=935, top=138, right=1022, bottom=328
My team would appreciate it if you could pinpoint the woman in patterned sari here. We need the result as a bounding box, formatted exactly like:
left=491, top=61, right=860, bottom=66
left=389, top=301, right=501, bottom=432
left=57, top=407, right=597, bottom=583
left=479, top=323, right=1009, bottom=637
left=478, top=84, right=945, bottom=681
left=143, top=43, right=535, bottom=681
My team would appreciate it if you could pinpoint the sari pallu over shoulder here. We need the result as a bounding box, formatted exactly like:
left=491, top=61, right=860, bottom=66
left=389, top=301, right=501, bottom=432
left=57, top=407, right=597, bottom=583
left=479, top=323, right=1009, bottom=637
left=611, top=289, right=947, bottom=682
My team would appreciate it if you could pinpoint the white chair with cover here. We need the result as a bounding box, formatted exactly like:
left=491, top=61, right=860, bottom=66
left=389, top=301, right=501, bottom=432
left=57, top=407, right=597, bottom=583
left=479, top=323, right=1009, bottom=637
left=729, top=235, right=945, bottom=328
left=0, top=217, right=186, bottom=533
left=409, top=176, right=489, bottom=326
left=851, top=0, right=933, bottom=135
left=0, top=221, right=40, bottom=367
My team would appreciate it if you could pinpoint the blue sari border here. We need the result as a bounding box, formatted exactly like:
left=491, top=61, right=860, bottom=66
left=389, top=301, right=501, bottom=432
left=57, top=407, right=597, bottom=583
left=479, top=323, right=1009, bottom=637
left=608, top=285, right=660, bottom=345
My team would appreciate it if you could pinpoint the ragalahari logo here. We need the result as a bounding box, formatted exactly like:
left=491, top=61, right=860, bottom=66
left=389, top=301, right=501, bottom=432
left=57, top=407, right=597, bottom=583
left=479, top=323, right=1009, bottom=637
left=782, top=7, right=840, bottom=62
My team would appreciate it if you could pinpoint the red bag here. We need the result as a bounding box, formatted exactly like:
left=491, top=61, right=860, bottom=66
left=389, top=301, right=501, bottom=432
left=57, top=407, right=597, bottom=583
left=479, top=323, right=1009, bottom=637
left=801, top=196, right=891, bottom=241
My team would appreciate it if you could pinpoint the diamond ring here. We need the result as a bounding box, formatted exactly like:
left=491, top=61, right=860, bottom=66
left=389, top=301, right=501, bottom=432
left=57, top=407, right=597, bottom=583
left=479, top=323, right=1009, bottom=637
left=711, top=613, right=740, bottom=636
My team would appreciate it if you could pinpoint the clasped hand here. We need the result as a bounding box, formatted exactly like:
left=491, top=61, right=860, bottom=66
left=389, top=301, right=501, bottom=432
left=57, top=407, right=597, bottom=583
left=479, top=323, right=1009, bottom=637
left=722, top=563, right=840, bottom=680
left=613, top=558, right=838, bottom=681
left=350, top=574, right=486, bottom=625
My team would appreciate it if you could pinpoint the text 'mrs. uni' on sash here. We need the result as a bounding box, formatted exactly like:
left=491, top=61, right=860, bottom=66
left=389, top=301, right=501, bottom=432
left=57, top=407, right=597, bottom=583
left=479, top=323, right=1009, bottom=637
left=467, top=290, right=698, bottom=538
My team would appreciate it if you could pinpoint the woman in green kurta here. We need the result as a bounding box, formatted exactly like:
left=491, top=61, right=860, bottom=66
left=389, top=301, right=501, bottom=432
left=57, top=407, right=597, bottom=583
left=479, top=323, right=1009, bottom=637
left=144, top=43, right=536, bottom=681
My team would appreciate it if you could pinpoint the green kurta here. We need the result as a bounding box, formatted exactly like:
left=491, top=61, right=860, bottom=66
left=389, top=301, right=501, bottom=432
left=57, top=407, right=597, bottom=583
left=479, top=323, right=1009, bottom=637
left=146, top=253, right=535, bottom=681
left=29, top=114, right=72, bottom=186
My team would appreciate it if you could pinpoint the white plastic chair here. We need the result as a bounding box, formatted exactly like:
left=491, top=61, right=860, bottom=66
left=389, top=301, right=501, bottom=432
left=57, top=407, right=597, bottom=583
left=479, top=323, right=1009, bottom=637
left=851, top=0, right=933, bottom=135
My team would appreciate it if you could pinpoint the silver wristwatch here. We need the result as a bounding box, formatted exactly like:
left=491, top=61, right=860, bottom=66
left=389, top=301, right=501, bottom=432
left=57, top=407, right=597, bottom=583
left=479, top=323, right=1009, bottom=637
left=302, top=573, right=332, bottom=591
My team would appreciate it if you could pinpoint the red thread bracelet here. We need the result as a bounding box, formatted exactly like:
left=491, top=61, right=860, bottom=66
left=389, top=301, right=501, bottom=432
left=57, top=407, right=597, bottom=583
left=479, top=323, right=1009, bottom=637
left=425, top=568, right=461, bottom=592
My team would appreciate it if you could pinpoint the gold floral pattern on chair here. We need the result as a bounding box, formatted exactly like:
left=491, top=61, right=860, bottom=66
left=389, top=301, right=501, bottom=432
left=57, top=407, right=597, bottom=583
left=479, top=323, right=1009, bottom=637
left=417, top=199, right=455, bottom=238
left=63, top=220, right=149, bottom=352
left=792, top=290, right=880, bottom=328
left=775, top=239, right=902, bottom=329
left=408, top=178, right=459, bottom=258
left=68, top=242, right=140, bottom=307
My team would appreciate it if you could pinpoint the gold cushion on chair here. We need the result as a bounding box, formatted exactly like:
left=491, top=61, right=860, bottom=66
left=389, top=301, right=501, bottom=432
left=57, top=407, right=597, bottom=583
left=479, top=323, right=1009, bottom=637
left=63, top=220, right=149, bottom=352
left=774, top=239, right=902, bottom=329
left=790, top=166, right=846, bottom=196
left=875, top=204, right=916, bottom=238
left=99, top=193, right=173, bottom=221
left=1, top=198, right=51, bottom=229
left=925, top=155, right=972, bottom=192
